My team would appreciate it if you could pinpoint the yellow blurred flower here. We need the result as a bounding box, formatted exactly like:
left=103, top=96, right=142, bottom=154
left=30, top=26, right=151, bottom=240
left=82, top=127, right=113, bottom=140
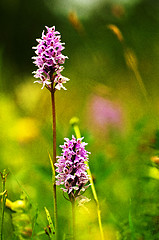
left=151, top=156, right=159, bottom=164
left=149, top=167, right=159, bottom=180
left=10, top=117, right=39, bottom=143
left=5, top=198, right=26, bottom=212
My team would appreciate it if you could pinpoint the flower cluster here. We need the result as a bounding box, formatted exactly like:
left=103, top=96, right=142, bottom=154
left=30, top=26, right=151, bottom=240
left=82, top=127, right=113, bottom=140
left=55, top=136, right=90, bottom=196
left=32, top=26, right=69, bottom=90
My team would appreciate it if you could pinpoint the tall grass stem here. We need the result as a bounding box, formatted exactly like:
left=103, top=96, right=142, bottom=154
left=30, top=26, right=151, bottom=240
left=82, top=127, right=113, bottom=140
left=107, top=25, right=158, bottom=127
left=1, top=182, right=5, bottom=240
left=70, top=117, right=105, bottom=240
left=0, top=170, right=8, bottom=240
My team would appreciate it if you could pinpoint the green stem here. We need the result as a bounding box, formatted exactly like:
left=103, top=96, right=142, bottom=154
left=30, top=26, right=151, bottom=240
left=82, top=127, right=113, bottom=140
left=70, top=118, right=104, bottom=240
left=0, top=170, right=8, bottom=240
left=51, top=82, right=57, bottom=239
left=71, top=198, right=76, bottom=240
left=1, top=183, right=5, bottom=240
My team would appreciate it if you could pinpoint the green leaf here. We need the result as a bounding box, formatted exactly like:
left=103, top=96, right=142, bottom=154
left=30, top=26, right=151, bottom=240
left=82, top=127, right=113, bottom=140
left=31, top=207, right=39, bottom=240
left=44, top=207, right=55, bottom=239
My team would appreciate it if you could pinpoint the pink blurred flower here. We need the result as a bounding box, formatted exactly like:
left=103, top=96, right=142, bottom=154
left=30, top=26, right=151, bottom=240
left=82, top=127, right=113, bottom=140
left=88, top=95, right=123, bottom=130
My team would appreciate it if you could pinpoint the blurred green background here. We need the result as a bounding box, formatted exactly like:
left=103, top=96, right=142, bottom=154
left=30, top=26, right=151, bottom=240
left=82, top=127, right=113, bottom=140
left=0, top=0, right=159, bottom=239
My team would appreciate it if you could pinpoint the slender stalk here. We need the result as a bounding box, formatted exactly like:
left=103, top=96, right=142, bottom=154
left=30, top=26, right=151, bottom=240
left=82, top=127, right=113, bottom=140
left=0, top=170, right=8, bottom=240
left=71, top=197, right=76, bottom=240
left=1, top=182, right=5, bottom=240
left=70, top=118, right=104, bottom=240
left=51, top=81, right=57, bottom=239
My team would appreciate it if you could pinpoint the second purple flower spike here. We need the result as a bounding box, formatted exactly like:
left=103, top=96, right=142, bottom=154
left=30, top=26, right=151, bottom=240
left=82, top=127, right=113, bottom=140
left=55, top=136, right=90, bottom=198
left=32, top=26, right=69, bottom=90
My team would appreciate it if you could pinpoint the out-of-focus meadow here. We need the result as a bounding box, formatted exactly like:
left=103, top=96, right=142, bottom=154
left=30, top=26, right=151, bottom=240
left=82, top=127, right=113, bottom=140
left=0, top=0, right=159, bottom=239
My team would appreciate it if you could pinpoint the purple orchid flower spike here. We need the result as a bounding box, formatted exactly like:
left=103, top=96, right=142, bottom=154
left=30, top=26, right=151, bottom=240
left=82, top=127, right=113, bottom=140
left=55, top=136, right=91, bottom=199
left=32, top=26, right=69, bottom=90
